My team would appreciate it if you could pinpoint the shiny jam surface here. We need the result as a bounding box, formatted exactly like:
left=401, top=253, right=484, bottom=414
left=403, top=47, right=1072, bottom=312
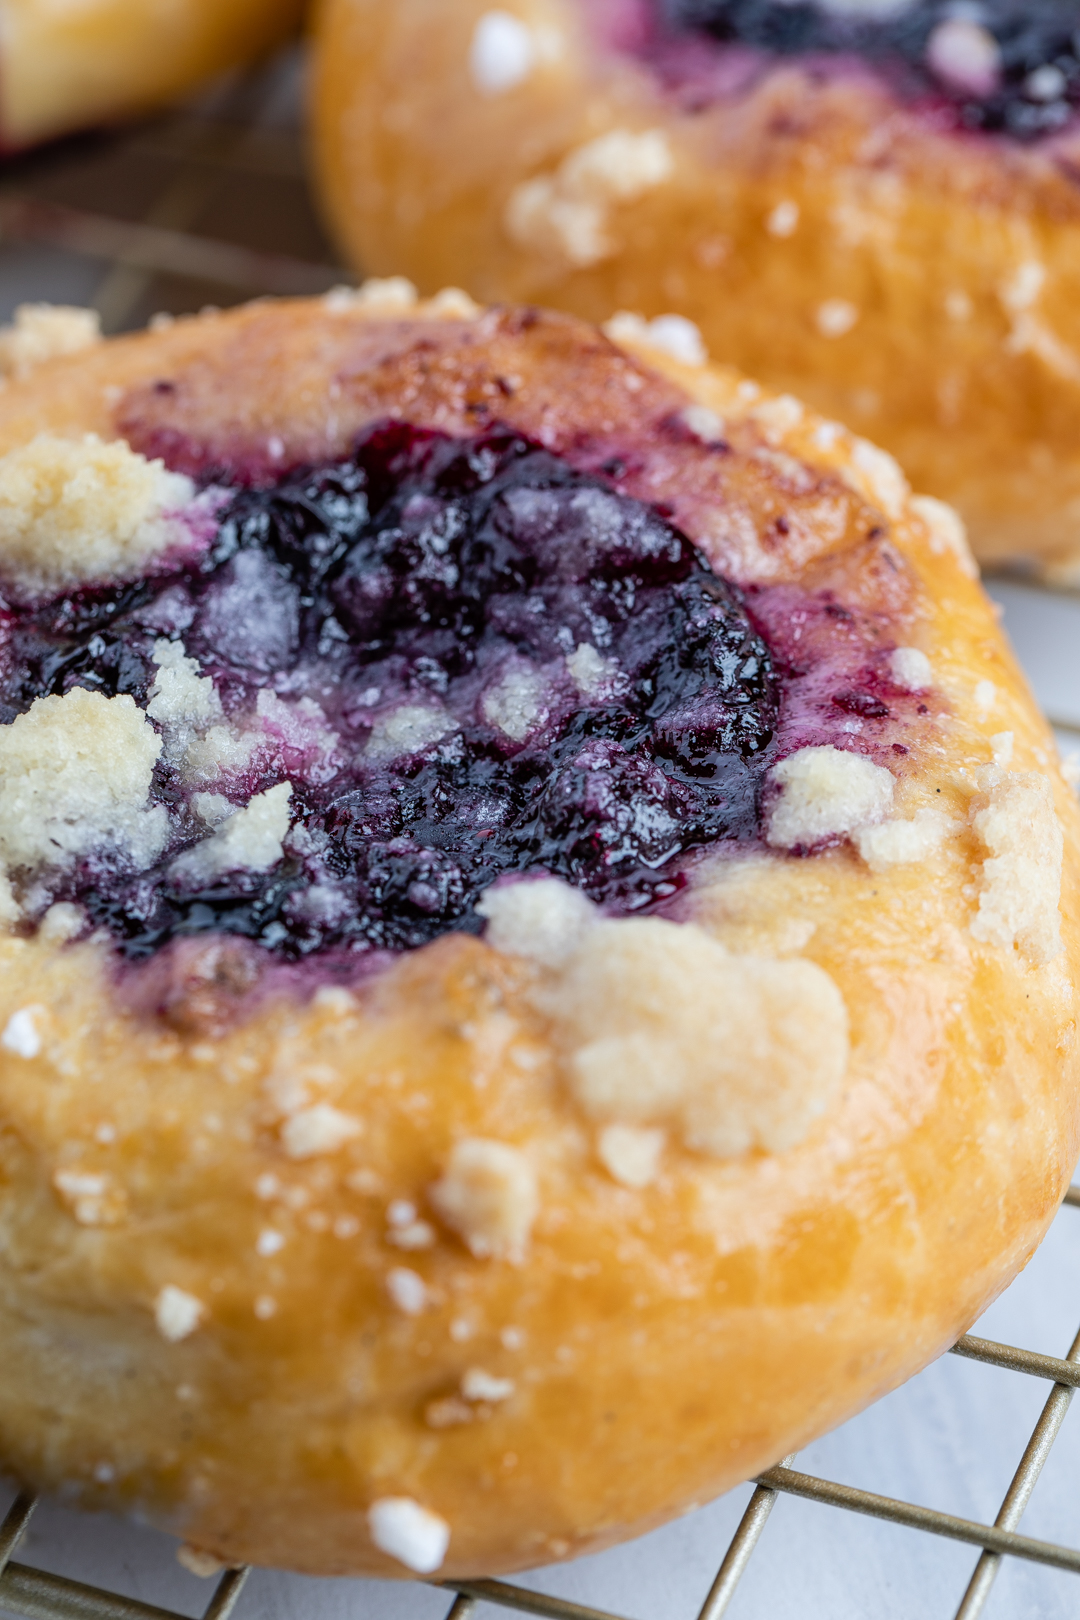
left=2, top=425, right=791, bottom=961
left=1, top=424, right=930, bottom=976
left=653, top=1, right=1080, bottom=138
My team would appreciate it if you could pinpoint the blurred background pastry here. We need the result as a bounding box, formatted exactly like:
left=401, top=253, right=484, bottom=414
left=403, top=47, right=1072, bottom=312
left=1, top=0, right=305, bottom=149
left=311, top=0, right=1080, bottom=577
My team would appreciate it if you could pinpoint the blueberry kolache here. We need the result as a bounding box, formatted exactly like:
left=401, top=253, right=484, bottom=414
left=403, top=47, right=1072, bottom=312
left=312, top=0, right=1080, bottom=577
left=0, top=285, right=1076, bottom=1580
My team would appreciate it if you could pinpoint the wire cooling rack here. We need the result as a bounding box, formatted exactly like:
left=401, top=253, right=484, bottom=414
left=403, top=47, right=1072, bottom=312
left=4, top=41, right=1080, bottom=1620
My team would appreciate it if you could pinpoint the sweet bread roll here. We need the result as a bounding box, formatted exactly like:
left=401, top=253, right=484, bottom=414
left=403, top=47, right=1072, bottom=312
left=0, top=284, right=1075, bottom=1580
left=311, top=0, right=1080, bottom=577
left=0, top=0, right=304, bottom=150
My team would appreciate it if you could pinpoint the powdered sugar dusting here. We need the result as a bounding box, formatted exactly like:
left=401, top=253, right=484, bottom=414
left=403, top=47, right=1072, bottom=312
left=368, top=1497, right=450, bottom=1573
left=470, top=10, right=537, bottom=94
left=154, top=1285, right=204, bottom=1342
left=1, top=1007, right=41, bottom=1059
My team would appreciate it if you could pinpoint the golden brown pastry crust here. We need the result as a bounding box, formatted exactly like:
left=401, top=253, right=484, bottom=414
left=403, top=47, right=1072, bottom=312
left=0, top=292, right=1076, bottom=1580
left=0, top=0, right=304, bottom=148
left=310, top=0, right=1080, bottom=577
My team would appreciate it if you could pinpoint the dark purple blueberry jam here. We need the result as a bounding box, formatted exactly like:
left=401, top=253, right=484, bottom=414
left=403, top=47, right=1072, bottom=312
left=662, top=1, right=1080, bottom=138
left=2, top=425, right=783, bottom=960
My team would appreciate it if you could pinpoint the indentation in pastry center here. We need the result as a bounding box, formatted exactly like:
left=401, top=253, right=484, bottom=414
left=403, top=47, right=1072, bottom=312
left=0, top=423, right=789, bottom=960
left=0, top=422, right=935, bottom=969
left=657, top=1, right=1079, bottom=137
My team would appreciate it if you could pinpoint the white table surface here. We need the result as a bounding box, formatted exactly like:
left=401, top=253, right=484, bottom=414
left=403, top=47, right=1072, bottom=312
left=2, top=119, right=1080, bottom=1618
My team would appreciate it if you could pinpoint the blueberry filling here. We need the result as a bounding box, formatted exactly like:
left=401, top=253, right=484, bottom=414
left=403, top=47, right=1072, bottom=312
left=2, top=424, right=783, bottom=960
left=661, top=1, right=1080, bottom=138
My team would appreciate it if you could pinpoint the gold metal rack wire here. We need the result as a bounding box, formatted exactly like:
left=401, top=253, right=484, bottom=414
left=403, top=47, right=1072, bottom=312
left=2, top=42, right=1080, bottom=1620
